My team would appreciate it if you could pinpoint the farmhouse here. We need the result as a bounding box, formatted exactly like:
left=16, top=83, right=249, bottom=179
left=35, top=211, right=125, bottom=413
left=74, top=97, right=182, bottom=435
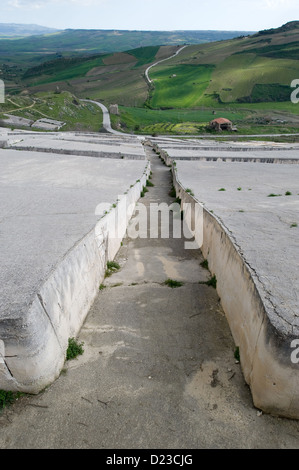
left=209, top=117, right=234, bottom=131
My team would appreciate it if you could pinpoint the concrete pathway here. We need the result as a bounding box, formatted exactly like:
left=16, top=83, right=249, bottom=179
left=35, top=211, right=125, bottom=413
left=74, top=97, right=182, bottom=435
left=1, top=144, right=299, bottom=449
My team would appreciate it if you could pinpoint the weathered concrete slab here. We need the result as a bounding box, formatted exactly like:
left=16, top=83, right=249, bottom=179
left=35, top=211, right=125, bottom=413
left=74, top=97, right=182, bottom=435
left=0, top=147, right=149, bottom=393
left=4, top=132, right=146, bottom=160
left=153, top=137, right=299, bottom=163
left=31, top=119, right=65, bottom=131
left=175, top=160, right=299, bottom=329
left=154, top=137, right=299, bottom=418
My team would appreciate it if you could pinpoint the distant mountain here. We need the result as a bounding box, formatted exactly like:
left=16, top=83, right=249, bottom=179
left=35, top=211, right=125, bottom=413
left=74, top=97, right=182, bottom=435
left=0, top=28, right=256, bottom=56
left=0, top=23, right=59, bottom=37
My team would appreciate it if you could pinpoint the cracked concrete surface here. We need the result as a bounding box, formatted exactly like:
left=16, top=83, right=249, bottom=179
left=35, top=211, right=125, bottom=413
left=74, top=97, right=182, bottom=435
left=1, top=145, right=299, bottom=448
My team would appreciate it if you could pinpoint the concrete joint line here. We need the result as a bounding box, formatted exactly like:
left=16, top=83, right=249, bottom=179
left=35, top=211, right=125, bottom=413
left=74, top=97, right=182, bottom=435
left=37, top=293, right=63, bottom=352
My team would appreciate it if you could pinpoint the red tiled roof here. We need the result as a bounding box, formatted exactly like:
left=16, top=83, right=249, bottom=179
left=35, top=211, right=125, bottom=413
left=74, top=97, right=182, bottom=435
left=210, top=118, right=232, bottom=124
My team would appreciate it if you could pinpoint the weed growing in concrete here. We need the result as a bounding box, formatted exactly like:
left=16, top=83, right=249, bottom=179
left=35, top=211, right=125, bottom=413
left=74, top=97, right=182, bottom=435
left=268, top=193, right=282, bottom=197
left=290, top=223, right=298, bottom=228
left=237, top=187, right=242, bottom=191
left=141, top=186, right=148, bottom=198
left=66, top=337, right=84, bottom=361
left=200, top=275, right=217, bottom=289
left=99, top=284, right=106, bottom=290
left=234, top=346, right=240, bottom=362
left=200, top=259, right=209, bottom=270
left=105, top=260, right=121, bottom=277
left=169, top=186, right=176, bottom=198
left=164, top=279, right=184, bottom=288
left=285, top=191, right=292, bottom=196
left=0, top=390, right=23, bottom=410
left=186, top=188, right=194, bottom=196
left=206, top=275, right=217, bottom=288
left=146, top=180, right=154, bottom=187
left=218, top=188, right=226, bottom=191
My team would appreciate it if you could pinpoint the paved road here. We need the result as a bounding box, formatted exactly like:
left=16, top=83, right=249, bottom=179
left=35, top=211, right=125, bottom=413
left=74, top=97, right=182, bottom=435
left=82, top=47, right=187, bottom=138
left=145, top=46, right=187, bottom=85
left=82, top=99, right=125, bottom=136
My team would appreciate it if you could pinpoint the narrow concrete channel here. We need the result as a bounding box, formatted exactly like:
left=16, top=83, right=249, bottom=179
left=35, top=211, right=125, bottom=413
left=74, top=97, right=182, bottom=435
left=1, top=143, right=299, bottom=449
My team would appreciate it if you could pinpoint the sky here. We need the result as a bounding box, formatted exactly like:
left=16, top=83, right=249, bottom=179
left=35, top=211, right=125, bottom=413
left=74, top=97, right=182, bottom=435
left=1, top=0, right=299, bottom=32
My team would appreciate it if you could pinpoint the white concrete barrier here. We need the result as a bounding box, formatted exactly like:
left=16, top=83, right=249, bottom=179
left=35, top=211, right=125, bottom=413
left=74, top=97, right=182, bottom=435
left=0, top=163, right=150, bottom=394
left=157, top=146, right=299, bottom=419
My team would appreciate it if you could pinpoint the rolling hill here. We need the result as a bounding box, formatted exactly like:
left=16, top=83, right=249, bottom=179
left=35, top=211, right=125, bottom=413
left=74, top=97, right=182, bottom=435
left=0, top=23, right=59, bottom=38
left=1, top=22, right=299, bottom=135
left=0, top=28, right=255, bottom=57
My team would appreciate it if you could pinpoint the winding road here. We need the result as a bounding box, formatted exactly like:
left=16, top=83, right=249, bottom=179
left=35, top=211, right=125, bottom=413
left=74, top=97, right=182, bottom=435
left=82, top=46, right=188, bottom=136
left=145, top=45, right=187, bottom=85
left=81, top=99, right=124, bottom=135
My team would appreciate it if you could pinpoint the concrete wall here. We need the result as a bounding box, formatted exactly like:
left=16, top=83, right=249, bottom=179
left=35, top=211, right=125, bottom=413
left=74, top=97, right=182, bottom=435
left=0, top=162, right=150, bottom=394
left=155, top=144, right=299, bottom=419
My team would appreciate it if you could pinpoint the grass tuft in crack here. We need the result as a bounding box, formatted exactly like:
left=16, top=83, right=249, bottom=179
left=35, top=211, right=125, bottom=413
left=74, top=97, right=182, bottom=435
left=66, top=337, right=84, bottom=361
left=0, top=390, right=23, bottom=410
left=105, top=260, right=121, bottom=277
left=164, top=279, right=183, bottom=288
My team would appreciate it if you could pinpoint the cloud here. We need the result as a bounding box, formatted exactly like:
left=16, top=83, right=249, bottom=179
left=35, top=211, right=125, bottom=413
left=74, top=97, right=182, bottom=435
left=7, top=0, right=105, bottom=7
left=263, top=0, right=298, bottom=7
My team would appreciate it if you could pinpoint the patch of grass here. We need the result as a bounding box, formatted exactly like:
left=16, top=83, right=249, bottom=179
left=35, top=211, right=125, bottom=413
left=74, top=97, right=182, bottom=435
left=146, top=180, right=154, bottom=187
left=164, top=279, right=184, bottom=288
left=105, top=260, right=121, bottom=277
left=99, top=284, right=106, bottom=290
left=206, top=275, right=217, bottom=289
left=140, top=186, right=149, bottom=197
left=267, top=193, right=282, bottom=197
left=200, top=275, right=217, bottom=288
left=234, top=346, right=240, bottom=362
left=0, top=390, right=23, bottom=410
left=169, top=186, right=176, bottom=198
left=200, top=259, right=209, bottom=270
left=66, top=337, right=84, bottom=361
left=186, top=188, right=195, bottom=196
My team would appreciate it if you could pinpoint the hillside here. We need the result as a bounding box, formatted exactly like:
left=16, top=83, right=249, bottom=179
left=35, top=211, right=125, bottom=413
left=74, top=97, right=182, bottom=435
left=0, top=28, right=255, bottom=57
left=0, top=23, right=59, bottom=38
left=2, top=22, right=299, bottom=135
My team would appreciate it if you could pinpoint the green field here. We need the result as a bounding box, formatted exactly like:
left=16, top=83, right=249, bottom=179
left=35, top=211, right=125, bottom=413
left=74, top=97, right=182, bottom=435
left=112, top=105, right=299, bottom=135
left=1, top=22, right=299, bottom=134
left=127, top=46, right=161, bottom=67
left=149, top=64, right=214, bottom=108
left=0, top=91, right=103, bottom=132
